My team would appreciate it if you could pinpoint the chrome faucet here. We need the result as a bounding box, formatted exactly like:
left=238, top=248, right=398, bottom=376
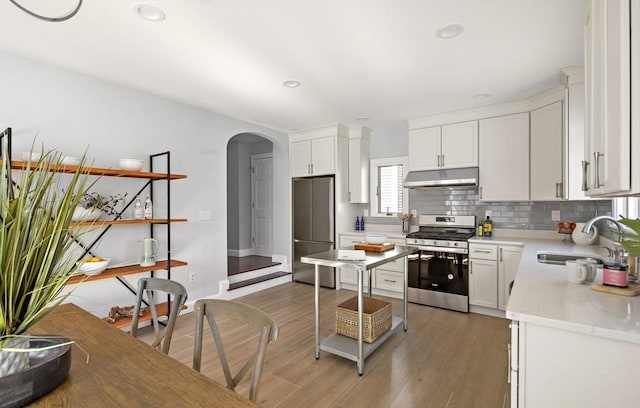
left=583, top=215, right=636, bottom=241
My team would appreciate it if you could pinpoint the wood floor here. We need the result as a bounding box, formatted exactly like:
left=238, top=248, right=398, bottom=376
left=137, top=282, right=510, bottom=408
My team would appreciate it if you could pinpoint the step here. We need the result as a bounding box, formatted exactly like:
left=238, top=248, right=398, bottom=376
left=229, top=271, right=291, bottom=290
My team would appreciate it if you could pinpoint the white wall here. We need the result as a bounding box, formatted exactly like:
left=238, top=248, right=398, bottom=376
left=0, top=50, right=290, bottom=317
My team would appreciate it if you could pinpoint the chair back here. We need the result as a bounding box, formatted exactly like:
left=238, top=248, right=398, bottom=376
left=192, top=299, right=279, bottom=403
left=131, top=277, right=188, bottom=354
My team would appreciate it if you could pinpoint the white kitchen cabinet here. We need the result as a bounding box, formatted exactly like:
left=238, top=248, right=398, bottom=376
left=348, top=126, right=371, bottom=203
left=530, top=101, right=564, bottom=201
left=511, top=320, right=640, bottom=408
left=290, top=136, right=335, bottom=177
left=408, top=121, right=478, bottom=171
left=478, top=113, right=529, bottom=201
left=583, top=0, right=633, bottom=196
left=469, top=243, right=498, bottom=309
left=338, top=233, right=405, bottom=299
left=497, top=245, right=522, bottom=311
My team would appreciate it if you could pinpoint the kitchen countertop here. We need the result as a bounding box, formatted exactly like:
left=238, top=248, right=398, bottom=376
left=493, top=237, right=640, bottom=345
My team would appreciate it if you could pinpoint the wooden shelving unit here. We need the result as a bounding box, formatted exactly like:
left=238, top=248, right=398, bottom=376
left=67, top=259, right=188, bottom=285
left=104, top=301, right=188, bottom=330
left=1, top=130, right=188, bottom=329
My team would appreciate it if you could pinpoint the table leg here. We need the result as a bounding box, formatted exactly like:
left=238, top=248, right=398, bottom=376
left=358, top=267, right=364, bottom=375
left=403, top=255, right=408, bottom=331
left=315, top=264, right=320, bottom=359
left=368, top=268, right=372, bottom=297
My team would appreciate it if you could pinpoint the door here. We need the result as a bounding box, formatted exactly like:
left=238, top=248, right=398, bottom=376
left=251, top=154, right=273, bottom=256
left=469, top=258, right=498, bottom=308
left=291, top=140, right=311, bottom=177
left=441, top=120, right=478, bottom=169
left=479, top=113, right=530, bottom=201
left=498, top=245, right=523, bottom=311
left=309, top=137, right=335, bottom=176
left=408, top=126, right=441, bottom=170
left=530, top=101, right=564, bottom=201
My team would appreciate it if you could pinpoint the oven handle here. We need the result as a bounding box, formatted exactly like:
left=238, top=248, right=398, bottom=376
left=414, top=246, right=468, bottom=255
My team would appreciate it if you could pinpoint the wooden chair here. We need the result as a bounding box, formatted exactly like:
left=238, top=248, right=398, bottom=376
left=192, top=299, right=279, bottom=403
left=130, top=277, right=188, bottom=354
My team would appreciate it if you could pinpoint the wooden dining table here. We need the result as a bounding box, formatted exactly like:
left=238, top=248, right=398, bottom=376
left=27, top=303, right=257, bottom=407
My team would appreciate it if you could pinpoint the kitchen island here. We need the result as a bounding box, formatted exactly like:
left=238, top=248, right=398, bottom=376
left=490, top=237, right=640, bottom=408
left=301, top=245, right=418, bottom=375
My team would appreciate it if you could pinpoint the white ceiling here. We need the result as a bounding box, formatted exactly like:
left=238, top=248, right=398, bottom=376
left=0, top=0, right=586, bottom=132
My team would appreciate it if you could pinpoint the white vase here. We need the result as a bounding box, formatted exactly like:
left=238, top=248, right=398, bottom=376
left=0, top=336, right=29, bottom=377
left=72, top=206, right=102, bottom=222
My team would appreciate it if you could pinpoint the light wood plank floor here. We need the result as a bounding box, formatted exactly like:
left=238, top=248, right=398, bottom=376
left=137, top=282, right=510, bottom=408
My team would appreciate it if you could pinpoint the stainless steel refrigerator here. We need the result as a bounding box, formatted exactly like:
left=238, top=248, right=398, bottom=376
left=292, top=176, right=335, bottom=288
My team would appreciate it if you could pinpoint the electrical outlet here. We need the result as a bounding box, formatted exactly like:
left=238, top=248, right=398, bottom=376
left=551, top=210, right=561, bottom=221
left=411, top=209, right=418, bottom=217
left=485, top=210, right=492, bottom=218
left=189, top=272, right=196, bottom=282
left=363, top=209, right=369, bottom=217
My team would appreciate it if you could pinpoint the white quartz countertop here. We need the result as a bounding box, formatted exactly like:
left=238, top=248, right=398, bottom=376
left=501, top=237, right=640, bottom=344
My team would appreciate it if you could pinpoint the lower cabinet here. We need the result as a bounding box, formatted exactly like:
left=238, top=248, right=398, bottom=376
left=338, top=233, right=405, bottom=299
left=469, top=242, right=522, bottom=312
left=511, top=320, right=640, bottom=407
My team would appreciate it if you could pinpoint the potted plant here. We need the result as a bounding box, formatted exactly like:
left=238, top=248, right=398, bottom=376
left=0, top=146, right=92, bottom=378
left=72, top=191, right=127, bottom=221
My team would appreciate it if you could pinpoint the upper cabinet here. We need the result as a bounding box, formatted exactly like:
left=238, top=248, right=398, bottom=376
left=583, top=0, right=637, bottom=196
left=348, top=126, right=371, bottom=203
left=290, top=125, right=350, bottom=177
left=479, top=113, right=530, bottom=201
left=408, top=121, right=478, bottom=171
left=530, top=101, right=564, bottom=201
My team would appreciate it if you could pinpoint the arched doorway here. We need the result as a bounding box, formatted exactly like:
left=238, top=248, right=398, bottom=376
left=226, top=133, right=279, bottom=283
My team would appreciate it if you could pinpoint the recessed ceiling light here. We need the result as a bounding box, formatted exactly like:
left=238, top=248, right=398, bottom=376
left=132, top=4, right=166, bottom=22
left=436, top=23, right=464, bottom=39
left=282, top=80, right=301, bottom=88
left=473, top=93, right=492, bottom=100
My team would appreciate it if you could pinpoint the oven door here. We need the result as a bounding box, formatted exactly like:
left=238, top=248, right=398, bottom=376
left=408, top=248, right=468, bottom=296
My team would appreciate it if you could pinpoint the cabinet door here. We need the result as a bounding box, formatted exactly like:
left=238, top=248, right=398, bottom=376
left=479, top=113, right=530, bottom=201
left=498, top=245, right=523, bottom=311
left=530, top=101, right=564, bottom=201
left=408, top=127, right=441, bottom=170
left=348, top=136, right=369, bottom=203
left=469, top=258, right=498, bottom=309
left=566, top=82, right=590, bottom=200
left=441, top=121, right=478, bottom=169
left=291, top=140, right=312, bottom=177
left=584, top=0, right=631, bottom=195
left=310, top=136, right=335, bottom=176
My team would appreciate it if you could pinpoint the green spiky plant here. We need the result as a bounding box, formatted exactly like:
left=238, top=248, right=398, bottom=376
left=619, top=218, right=640, bottom=258
left=0, top=146, right=94, bottom=346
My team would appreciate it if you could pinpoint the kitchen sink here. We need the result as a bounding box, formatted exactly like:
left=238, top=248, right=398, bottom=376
left=536, top=252, right=605, bottom=265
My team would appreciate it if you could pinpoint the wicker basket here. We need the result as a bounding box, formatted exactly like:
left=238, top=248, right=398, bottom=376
left=335, top=297, right=392, bottom=343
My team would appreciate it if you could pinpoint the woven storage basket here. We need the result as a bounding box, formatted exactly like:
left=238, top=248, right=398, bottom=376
left=335, top=297, right=392, bottom=343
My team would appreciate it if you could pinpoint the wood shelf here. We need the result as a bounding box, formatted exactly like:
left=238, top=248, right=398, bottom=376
left=67, top=259, right=188, bottom=285
left=104, top=301, right=188, bottom=330
left=10, top=160, right=187, bottom=180
left=70, top=218, right=188, bottom=227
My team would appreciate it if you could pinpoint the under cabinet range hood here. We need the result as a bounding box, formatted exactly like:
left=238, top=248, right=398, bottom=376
left=403, top=167, right=479, bottom=188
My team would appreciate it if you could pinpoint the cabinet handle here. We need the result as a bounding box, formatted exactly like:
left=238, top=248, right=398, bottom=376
left=581, top=160, right=590, bottom=191
left=594, top=151, right=604, bottom=188
left=307, top=164, right=311, bottom=174
left=507, top=343, right=512, bottom=384
left=479, top=186, right=483, bottom=200
left=500, top=247, right=503, bottom=262
left=475, top=250, right=492, bottom=254
left=311, top=163, right=314, bottom=174
left=555, top=182, right=562, bottom=198
left=441, top=154, right=444, bottom=167
left=384, top=279, right=397, bottom=283
left=469, top=260, right=472, bottom=273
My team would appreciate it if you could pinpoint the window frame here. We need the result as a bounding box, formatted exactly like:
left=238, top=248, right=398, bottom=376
left=369, top=156, right=409, bottom=217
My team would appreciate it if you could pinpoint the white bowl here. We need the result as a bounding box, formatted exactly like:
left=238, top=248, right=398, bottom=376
left=118, top=158, right=144, bottom=172
left=76, top=258, right=110, bottom=276
left=21, top=152, right=41, bottom=161
left=365, top=233, right=387, bottom=245
left=62, top=156, right=80, bottom=166
left=572, top=223, right=598, bottom=245
left=72, top=206, right=102, bottom=222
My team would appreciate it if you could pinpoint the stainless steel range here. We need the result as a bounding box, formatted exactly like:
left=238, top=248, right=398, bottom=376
left=405, top=215, right=476, bottom=313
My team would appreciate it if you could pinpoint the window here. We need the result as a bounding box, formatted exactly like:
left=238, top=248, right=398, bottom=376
left=613, top=197, right=640, bottom=219
left=370, top=156, right=408, bottom=216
